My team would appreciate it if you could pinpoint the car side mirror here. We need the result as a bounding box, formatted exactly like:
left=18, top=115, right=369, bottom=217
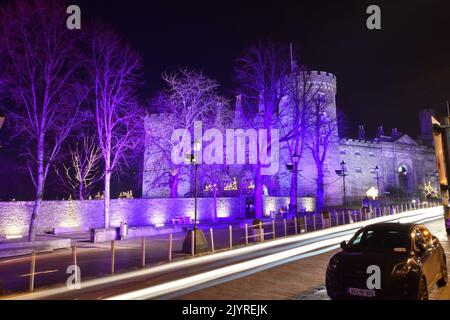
left=340, top=240, right=347, bottom=250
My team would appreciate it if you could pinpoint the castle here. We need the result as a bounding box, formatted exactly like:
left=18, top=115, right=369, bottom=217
left=143, top=70, right=438, bottom=216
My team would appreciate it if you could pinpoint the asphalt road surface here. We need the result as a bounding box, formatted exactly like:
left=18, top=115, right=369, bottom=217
left=2, top=207, right=444, bottom=300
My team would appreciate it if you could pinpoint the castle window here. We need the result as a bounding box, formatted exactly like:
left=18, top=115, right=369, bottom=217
left=340, top=150, right=346, bottom=155
left=369, top=152, right=375, bottom=157
left=356, top=167, right=362, bottom=173
left=324, top=162, right=330, bottom=172
left=355, top=151, right=361, bottom=156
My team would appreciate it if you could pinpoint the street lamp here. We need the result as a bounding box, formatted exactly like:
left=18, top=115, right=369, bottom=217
left=292, top=153, right=300, bottom=216
left=374, top=165, right=381, bottom=206
left=286, top=154, right=300, bottom=216
left=335, top=160, right=348, bottom=209
left=192, top=139, right=201, bottom=231
left=182, top=139, right=208, bottom=255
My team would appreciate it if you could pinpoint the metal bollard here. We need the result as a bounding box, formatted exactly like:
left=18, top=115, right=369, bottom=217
left=191, top=230, right=195, bottom=256
left=229, top=225, right=233, bottom=249
left=260, top=221, right=264, bottom=242
left=272, top=220, right=276, bottom=239
left=110, top=240, right=115, bottom=274
left=284, top=219, right=287, bottom=237
left=141, top=237, right=146, bottom=268
left=294, top=217, right=298, bottom=234
left=29, top=252, right=36, bottom=292
left=304, top=216, right=308, bottom=232
left=168, top=233, right=173, bottom=262
left=244, top=224, right=248, bottom=246
left=313, top=214, right=316, bottom=230
left=210, top=228, right=215, bottom=252
left=72, top=245, right=78, bottom=283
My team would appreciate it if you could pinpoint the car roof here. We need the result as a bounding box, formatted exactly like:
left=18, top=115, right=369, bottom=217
left=361, top=222, right=420, bottom=233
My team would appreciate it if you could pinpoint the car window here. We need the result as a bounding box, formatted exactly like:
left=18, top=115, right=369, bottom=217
left=347, top=228, right=410, bottom=252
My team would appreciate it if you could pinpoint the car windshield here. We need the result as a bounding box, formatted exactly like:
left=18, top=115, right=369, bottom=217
left=347, top=227, right=411, bottom=252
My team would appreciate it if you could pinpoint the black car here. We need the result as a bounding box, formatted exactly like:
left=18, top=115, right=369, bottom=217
left=326, top=222, right=447, bottom=300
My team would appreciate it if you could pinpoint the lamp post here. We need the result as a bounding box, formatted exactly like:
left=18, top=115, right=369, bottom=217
left=286, top=153, right=300, bottom=217
left=374, top=165, right=381, bottom=206
left=292, top=153, right=300, bottom=216
left=192, top=140, right=201, bottom=253
left=335, top=160, right=348, bottom=209
left=182, top=139, right=208, bottom=255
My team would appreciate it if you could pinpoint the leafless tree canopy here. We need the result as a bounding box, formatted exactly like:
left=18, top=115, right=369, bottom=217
left=89, top=28, right=144, bottom=227
left=55, top=135, right=103, bottom=200
left=0, top=0, right=86, bottom=240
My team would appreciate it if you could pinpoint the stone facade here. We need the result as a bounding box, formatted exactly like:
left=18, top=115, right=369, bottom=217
left=142, top=70, right=438, bottom=212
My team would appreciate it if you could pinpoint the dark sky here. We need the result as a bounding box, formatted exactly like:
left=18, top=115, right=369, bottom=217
left=72, top=0, right=450, bottom=138
left=3, top=0, right=450, bottom=200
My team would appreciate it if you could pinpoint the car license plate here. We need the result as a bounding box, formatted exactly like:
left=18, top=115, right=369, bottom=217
left=347, top=287, right=376, bottom=297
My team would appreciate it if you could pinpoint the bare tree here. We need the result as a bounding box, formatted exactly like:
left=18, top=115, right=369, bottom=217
left=0, top=0, right=85, bottom=241
left=89, top=29, right=143, bottom=228
left=305, top=94, right=339, bottom=213
left=55, top=135, right=103, bottom=200
left=235, top=40, right=289, bottom=218
left=147, top=68, right=227, bottom=198
left=279, top=64, right=322, bottom=214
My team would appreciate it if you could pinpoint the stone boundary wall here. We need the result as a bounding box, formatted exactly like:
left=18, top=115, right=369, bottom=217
left=0, top=196, right=315, bottom=237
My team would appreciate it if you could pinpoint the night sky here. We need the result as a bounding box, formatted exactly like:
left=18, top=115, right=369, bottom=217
left=3, top=0, right=450, bottom=200
left=72, top=0, right=450, bottom=137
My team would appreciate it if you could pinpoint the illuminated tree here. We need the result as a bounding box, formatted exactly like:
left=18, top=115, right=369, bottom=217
left=55, top=135, right=103, bottom=200
left=0, top=0, right=86, bottom=240
left=147, top=68, right=227, bottom=199
left=279, top=64, right=320, bottom=214
left=305, top=94, right=339, bottom=213
left=235, top=40, right=289, bottom=218
left=89, top=29, right=144, bottom=228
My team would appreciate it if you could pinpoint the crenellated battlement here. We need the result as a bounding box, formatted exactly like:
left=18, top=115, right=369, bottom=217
left=340, top=138, right=381, bottom=146
left=303, top=70, right=337, bottom=93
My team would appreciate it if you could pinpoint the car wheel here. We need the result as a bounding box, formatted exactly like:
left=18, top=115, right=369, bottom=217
left=417, top=277, right=429, bottom=300
left=437, top=257, right=448, bottom=287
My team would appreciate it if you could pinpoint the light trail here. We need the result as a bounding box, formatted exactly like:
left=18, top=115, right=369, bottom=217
left=107, top=234, right=352, bottom=300
left=108, top=207, right=444, bottom=300
left=7, top=206, right=443, bottom=300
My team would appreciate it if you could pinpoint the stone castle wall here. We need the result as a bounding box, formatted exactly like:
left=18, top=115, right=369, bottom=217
left=0, top=196, right=314, bottom=238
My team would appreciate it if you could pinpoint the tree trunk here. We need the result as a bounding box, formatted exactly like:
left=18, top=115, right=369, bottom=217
left=104, top=158, right=111, bottom=228
left=28, top=184, right=43, bottom=242
left=316, top=165, right=325, bottom=213
left=289, top=171, right=296, bottom=214
left=213, top=184, right=218, bottom=223
left=170, top=172, right=179, bottom=198
left=254, top=165, right=263, bottom=219
left=79, top=183, right=84, bottom=201
left=28, top=137, right=45, bottom=242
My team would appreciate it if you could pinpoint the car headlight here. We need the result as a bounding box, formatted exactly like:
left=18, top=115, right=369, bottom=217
left=328, top=256, right=340, bottom=272
left=392, top=262, right=411, bottom=277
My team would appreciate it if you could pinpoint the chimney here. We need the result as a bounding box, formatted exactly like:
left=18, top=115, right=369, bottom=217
left=357, top=125, right=365, bottom=140
left=376, top=125, right=384, bottom=138
left=391, top=127, right=400, bottom=138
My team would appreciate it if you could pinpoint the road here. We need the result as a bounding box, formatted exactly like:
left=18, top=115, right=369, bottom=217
left=179, top=217, right=450, bottom=300
left=2, top=207, right=444, bottom=300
